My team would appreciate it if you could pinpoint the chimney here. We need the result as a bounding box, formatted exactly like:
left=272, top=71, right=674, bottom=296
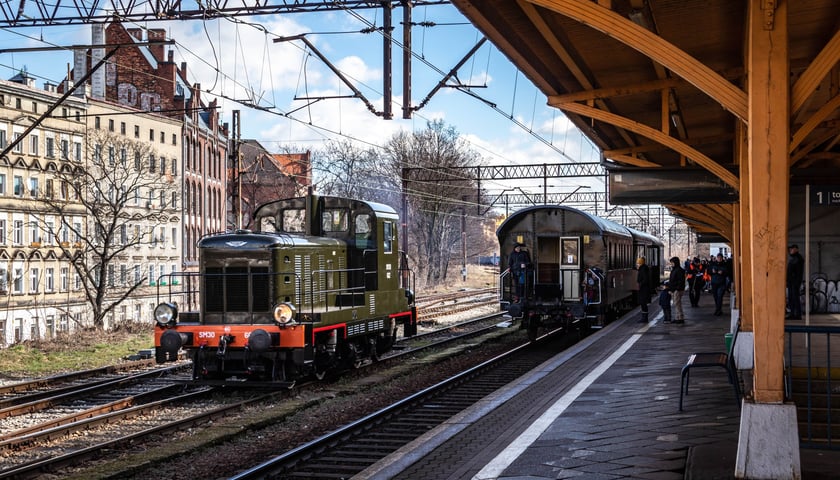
left=180, top=61, right=188, bottom=82
left=43, top=82, right=57, bottom=93
left=127, top=28, right=143, bottom=41
left=147, top=29, right=166, bottom=62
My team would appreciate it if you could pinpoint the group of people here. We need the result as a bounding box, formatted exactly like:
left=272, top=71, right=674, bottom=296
left=510, top=239, right=806, bottom=324
left=638, top=252, right=732, bottom=323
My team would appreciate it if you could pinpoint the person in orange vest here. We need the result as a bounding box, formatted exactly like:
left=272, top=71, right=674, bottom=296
left=686, top=257, right=706, bottom=307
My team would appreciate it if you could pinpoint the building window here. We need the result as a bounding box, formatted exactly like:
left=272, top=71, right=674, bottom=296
left=172, top=134, right=177, bottom=145
left=0, top=130, right=6, bottom=148
left=135, top=151, right=141, bottom=170
left=134, top=125, right=140, bottom=138
left=29, top=178, right=38, bottom=197
left=13, top=220, right=23, bottom=245
left=0, top=174, right=5, bottom=195
left=29, top=268, right=39, bottom=293
left=46, top=268, right=54, bottom=292
left=46, top=137, right=54, bottom=158
left=160, top=158, right=166, bottom=175
left=60, top=267, right=68, bottom=291
left=74, top=141, right=81, bottom=161
left=29, top=134, right=38, bottom=155
left=13, top=133, right=22, bottom=153
left=13, top=268, right=23, bottom=293
left=149, top=154, right=156, bottom=173
left=61, top=139, right=69, bottom=160
left=32, top=101, right=38, bottom=113
left=13, top=176, right=22, bottom=197
left=149, top=129, right=154, bottom=141
left=108, top=119, right=114, bottom=132
left=0, top=220, right=5, bottom=245
left=171, top=158, right=177, bottom=176
left=160, top=131, right=165, bottom=143
left=15, top=98, right=21, bottom=109
left=95, top=116, right=101, bottom=129
left=120, top=122, right=126, bottom=135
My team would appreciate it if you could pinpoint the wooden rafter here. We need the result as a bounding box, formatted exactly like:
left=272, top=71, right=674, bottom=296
left=550, top=101, right=740, bottom=188
left=526, top=0, right=749, bottom=122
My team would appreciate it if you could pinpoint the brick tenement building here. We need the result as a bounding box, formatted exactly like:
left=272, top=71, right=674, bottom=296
left=70, top=21, right=228, bottom=276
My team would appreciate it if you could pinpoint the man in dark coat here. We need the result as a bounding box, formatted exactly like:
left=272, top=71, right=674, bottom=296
left=636, top=257, right=651, bottom=323
left=787, top=244, right=805, bottom=319
left=509, top=242, right=531, bottom=302
left=668, top=256, right=686, bottom=323
left=709, top=253, right=729, bottom=316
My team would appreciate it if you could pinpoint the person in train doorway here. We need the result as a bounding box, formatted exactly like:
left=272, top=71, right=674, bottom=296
left=659, top=281, right=673, bottom=323
left=709, top=253, right=729, bottom=316
left=509, top=242, right=532, bottom=303
left=636, top=257, right=651, bottom=323
left=686, top=257, right=705, bottom=307
left=668, top=256, right=686, bottom=323
left=787, top=244, right=805, bottom=320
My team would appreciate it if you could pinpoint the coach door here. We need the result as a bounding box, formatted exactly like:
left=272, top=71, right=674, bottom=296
left=560, top=237, right=581, bottom=300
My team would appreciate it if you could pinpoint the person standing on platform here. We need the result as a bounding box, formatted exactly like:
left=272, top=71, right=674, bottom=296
left=508, top=242, right=531, bottom=303
left=668, top=256, right=686, bottom=323
left=636, top=257, right=651, bottom=323
left=787, top=244, right=805, bottom=320
left=709, top=253, right=729, bottom=316
left=686, top=257, right=705, bottom=307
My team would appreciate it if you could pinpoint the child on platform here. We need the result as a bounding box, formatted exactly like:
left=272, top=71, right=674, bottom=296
left=659, top=281, right=672, bottom=323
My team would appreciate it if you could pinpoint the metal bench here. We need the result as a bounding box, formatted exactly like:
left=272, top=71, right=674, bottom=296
left=679, top=321, right=741, bottom=411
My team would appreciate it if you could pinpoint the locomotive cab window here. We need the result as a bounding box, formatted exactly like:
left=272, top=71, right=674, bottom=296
left=355, top=214, right=374, bottom=249
left=281, top=209, right=305, bottom=233
left=322, top=209, right=349, bottom=232
left=383, top=221, right=393, bottom=254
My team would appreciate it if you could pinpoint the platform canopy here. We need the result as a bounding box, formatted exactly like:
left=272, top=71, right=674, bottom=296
left=451, top=0, right=840, bottom=240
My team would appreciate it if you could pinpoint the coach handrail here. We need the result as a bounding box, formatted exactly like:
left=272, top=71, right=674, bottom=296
left=785, top=324, right=839, bottom=450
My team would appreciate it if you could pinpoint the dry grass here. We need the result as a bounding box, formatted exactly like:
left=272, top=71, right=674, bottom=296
left=0, top=327, right=153, bottom=379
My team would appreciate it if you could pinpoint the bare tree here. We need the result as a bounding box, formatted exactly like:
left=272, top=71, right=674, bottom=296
left=383, top=120, right=482, bottom=285
left=34, top=129, right=179, bottom=329
left=313, top=139, right=400, bottom=206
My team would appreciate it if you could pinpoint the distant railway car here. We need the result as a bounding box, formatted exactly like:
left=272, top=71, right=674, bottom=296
left=153, top=192, right=417, bottom=386
left=497, top=204, right=663, bottom=339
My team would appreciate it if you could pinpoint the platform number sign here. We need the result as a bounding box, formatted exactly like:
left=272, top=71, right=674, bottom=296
left=812, top=186, right=840, bottom=206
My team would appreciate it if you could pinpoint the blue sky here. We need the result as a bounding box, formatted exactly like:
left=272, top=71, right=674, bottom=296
left=0, top=3, right=604, bottom=197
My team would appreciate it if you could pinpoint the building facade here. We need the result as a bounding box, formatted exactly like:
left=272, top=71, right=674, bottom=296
left=0, top=72, right=88, bottom=344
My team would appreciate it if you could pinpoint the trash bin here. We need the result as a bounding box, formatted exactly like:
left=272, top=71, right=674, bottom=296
left=724, top=332, right=733, bottom=352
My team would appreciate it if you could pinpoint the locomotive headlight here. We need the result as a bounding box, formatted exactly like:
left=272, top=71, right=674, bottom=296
left=273, top=302, right=296, bottom=325
left=154, top=302, right=178, bottom=327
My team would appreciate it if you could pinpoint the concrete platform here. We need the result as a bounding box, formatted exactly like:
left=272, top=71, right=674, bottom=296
left=356, top=293, right=838, bottom=480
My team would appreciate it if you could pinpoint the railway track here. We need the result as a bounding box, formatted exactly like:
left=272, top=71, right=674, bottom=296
left=0, top=309, right=512, bottom=479
left=229, top=328, right=582, bottom=480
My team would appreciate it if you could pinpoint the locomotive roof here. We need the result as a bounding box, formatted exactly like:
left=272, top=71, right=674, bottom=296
left=199, top=230, right=344, bottom=249
left=254, top=195, right=398, bottom=220
left=496, top=204, right=635, bottom=240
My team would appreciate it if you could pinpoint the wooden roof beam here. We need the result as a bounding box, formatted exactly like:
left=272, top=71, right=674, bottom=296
left=550, top=101, right=739, bottom=189
left=527, top=0, right=749, bottom=122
